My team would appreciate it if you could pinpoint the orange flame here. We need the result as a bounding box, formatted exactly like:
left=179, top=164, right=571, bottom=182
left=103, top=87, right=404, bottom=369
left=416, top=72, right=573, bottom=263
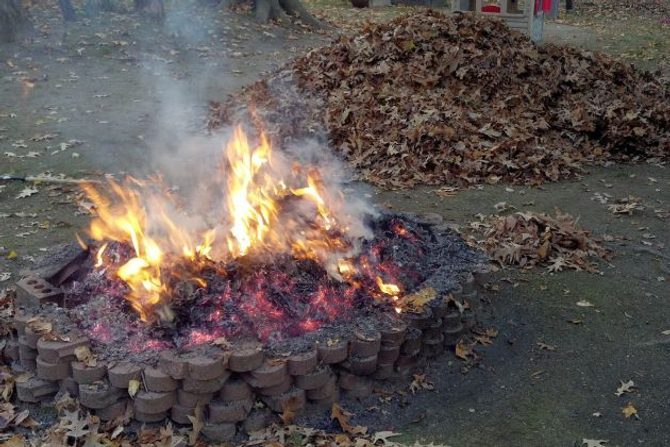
left=82, top=126, right=374, bottom=322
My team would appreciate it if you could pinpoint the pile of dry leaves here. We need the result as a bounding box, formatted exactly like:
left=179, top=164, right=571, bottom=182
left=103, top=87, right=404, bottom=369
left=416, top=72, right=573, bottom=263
left=211, top=11, right=669, bottom=188
left=467, top=210, right=610, bottom=272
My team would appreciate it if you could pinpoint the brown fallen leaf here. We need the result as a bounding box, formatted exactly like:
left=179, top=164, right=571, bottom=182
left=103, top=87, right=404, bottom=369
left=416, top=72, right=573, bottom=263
left=331, top=403, right=367, bottom=435
left=622, top=403, right=638, bottom=419
left=615, top=379, right=635, bottom=397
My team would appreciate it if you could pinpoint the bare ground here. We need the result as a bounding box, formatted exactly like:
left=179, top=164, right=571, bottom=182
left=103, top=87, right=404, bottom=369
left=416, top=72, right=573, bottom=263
left=0, top=2, right=668, bottom=446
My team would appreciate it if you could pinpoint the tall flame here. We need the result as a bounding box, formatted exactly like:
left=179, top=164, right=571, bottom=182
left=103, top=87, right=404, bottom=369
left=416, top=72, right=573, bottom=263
left=82, top=127, right=375, bottom=322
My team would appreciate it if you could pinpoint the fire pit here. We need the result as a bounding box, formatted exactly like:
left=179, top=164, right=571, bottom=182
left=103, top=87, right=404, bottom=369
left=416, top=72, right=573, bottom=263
left=4, top=128, right=489, bottom=442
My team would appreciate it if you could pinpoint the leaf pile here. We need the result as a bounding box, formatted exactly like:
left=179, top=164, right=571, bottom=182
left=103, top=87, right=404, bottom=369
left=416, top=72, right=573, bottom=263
left=470, top=210, right=609, bottom=272
left=211, top=11, right=670, bottom=188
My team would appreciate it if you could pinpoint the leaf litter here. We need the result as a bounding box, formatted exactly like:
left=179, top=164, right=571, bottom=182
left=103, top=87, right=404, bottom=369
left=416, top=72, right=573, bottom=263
left=466, top=209, right=610, bottom=272
left=211, top=11, right=669, bottom=189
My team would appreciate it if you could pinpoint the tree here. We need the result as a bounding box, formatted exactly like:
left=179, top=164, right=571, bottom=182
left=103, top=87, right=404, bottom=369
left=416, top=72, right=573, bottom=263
left=0, top=0, right=30, bottom=43
left=254, top=0, right=322, bottom=27
left=58, top=0, right=77, bottom=21
left=204, top=0, right=322, bottom=27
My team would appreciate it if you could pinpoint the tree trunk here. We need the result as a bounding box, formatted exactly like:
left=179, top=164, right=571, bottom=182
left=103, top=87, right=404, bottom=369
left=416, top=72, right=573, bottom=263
left=58, top=0, right=77, bottom=21
left=135, top=0, right=165, bottom=21
left=255, top=0, right=322, bottom=27
left=0, top=0, right=29, bottom=42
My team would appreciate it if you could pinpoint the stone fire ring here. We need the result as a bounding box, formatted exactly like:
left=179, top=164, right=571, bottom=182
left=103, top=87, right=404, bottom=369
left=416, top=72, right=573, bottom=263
left=4, top=262, right=488, bottom=443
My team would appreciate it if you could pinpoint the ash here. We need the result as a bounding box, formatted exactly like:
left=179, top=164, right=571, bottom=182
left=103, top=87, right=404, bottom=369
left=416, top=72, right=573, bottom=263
left=64, top=214, right=487, bottom=363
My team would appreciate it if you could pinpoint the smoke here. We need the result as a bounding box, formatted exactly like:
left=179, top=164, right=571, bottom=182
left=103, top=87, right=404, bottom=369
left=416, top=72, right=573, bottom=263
left=88, top=1, right=377, bottom=274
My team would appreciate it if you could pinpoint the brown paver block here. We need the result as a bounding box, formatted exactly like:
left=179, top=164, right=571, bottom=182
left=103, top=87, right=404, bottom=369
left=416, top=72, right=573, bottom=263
left=59, top=377, right=79, bottom=397
left=371, top=362, right=395, bottom=380
left=242, top=409, right=273, bottom=434
left=143, top=366, right=178, bottom=392
left=79, top=381, right=124, bottom=409
left=462, top=309, right=476, bottom=329
left=423, top=335, right=445, bottom=357
left=309, top=389, right=340, bottom=409
left=429, top=297, right=449, bottom=319
left=134, top=390, right=177, bottom=414
left=108, top=362, right=142, bottom=389
left=306, top=374, right=336, bottom=400
left=171, top=403, right=195, bottom=425
left=261, top=387, right=306, bottom=413
left=202, top=422, right=236, bottom=442
left=402, top=308, right=434, bottom=330
left=423, top=318, right=444, bottom=339
left=295, top=365, right=331, bottom=390
left=15, top=276, right=63, bottom=308
left=16, top=377, right=58, bottom=402
left=187, top=353, right=227, bottom=381
left=228, top=344, right=264, bottom=372
left=377, top=344, right=400, bottom=364
left=256, top=375, right=292, bottom=397
left=400, top=328, right=422, bottom=354
left=134, top=410, right=167, bottom=423
left=317, top=339, right=348, bottom=364
left=37, top=336, right=89, bottom=364
left=18, top=338, right=37, bottom=360
left=158, top=350, right=188, bottom=379
left=287, top=348, right=318, bottom=376
left=351, top=331, right=381, bottom=357
left=380, top=321, right=407, bottom=347
left=177, top=389, right=214, bottom=408
left=338, top=369, right=375, bottom=387
left=244, top=360, right=287, bottom=388
left=72, top=361, right=107, bottom=384
left=96, top=399, right=129, bottom=422
left=442, top=311, right=462, bottom=331
left=13, top=309, right=35, bottom=335
left=182, top=373, right=230, bottom=394
left=219, top=377, right=253, bottom=402
left=349, top=354, right=378, bottom=376
left=3, top=339, right=20, bottom=362
left=342, top=380, right=373, bottom=399
left=36, top=356, right=71, bottom=381
left=23, top=327, right=41, bottom=349
left=208, top=398, right=253, bottom=423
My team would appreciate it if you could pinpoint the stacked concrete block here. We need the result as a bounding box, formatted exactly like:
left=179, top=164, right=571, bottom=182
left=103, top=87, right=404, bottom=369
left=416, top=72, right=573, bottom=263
left=7, top=271, right=486, bottom=438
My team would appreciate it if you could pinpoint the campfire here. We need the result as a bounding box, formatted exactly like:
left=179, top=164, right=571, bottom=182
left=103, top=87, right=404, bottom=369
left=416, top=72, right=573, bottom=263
left=9, top=127, right=488, bottom=437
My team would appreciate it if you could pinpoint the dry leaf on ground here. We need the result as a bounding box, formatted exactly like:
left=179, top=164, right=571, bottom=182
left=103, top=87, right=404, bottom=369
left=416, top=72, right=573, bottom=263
left=615, top=379, right=635, bottom=397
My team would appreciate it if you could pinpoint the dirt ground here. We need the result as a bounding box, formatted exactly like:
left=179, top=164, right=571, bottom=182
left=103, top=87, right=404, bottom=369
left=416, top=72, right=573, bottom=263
left=0, top=1, right=668, bottom=446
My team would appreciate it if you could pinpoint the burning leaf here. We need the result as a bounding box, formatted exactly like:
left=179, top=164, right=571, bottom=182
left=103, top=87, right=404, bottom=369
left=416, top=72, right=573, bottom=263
left=15, top=187, right=38, bottom=199
left=331, top=403, right=367, bottom=435
left=582, top=440, right=608, bottom=447
left=615, top=380, right=635, bottom=397
left=409, top=373, right=434, bottom=394
left=622, top=403, right=638, bottom=419
left=128, top=379, right=141, bottom=398
left=401, top=287, right=436, bottom=311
